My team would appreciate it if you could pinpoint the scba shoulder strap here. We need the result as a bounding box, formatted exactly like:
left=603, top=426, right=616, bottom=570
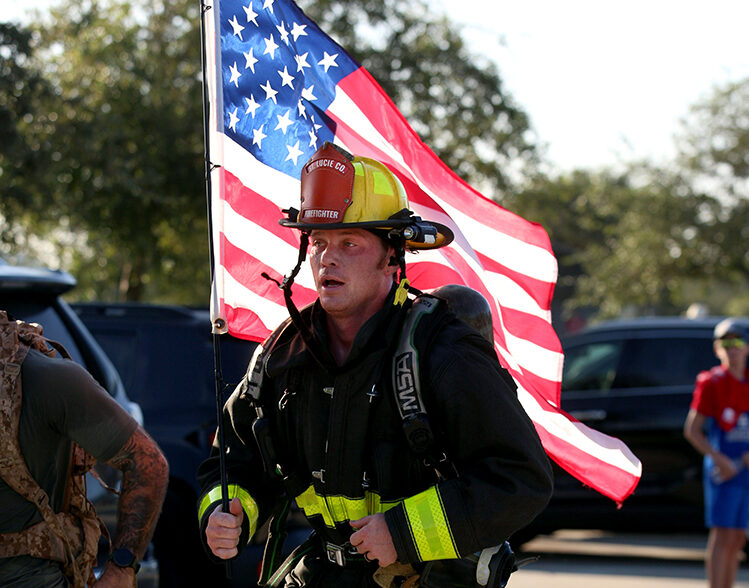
left=392, top=294, right=458, bottom=480
left=392, top=297, right=519, bottom=588
left=392, top=295, right=439, bottom=452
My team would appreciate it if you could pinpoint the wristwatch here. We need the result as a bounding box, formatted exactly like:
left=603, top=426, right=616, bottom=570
left=109, top=547, right=141, bottom=573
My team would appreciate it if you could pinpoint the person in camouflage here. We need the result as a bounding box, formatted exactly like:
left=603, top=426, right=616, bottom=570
left=0, top=311, right=169, bottom=587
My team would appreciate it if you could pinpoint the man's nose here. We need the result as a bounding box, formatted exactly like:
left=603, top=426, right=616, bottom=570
left=319, top=244, right=339, bottom=266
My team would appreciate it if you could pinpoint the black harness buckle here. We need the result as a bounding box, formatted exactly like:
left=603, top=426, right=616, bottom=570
left=324, top=542, right=361, bottom=567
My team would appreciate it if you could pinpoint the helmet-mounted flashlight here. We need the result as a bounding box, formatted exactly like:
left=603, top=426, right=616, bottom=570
left=398, top=220, right=438, bottom=245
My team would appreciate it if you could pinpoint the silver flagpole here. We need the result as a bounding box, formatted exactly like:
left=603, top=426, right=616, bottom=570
left=199, top=0, right=232, bottom=579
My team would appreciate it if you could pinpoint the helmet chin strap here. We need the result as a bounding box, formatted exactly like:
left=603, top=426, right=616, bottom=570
left=284, top=232, right=309, bottom=292
left=262, top=234, right=331, bottom=368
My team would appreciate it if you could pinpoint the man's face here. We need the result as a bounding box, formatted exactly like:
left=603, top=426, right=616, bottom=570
left=308, top=228, right=396, bottom=321
left=714, top=334, right=749, bottom=368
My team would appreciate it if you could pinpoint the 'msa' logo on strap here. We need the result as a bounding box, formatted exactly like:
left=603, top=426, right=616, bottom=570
left=394, top=352, right=419, bottom=415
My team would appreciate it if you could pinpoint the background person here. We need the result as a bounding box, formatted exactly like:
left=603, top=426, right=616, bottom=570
left=0, top=311, right=169, bottom=587
left=197, top=143, right=553, bottom=587
left=684, top=318, right=749, bottom=588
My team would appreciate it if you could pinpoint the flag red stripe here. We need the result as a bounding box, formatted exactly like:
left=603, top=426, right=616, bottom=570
left=477, top=251, right=555, bottom=312
left=407, top=260, right=507, bottom=351
left=224, top=303, right=271, bottom=342
left=406, top=261, right=560, bottom=356
left=406, top=260, right=463, bottom=290
left=407, top=248, right=511, bottom=350
left=222, top=236, right=291, bottom=305
left=533, top=424, right=640, bottom=504
left=499, top=308, right=563, bottom=355
left=514, top=369, right=562, bottom=409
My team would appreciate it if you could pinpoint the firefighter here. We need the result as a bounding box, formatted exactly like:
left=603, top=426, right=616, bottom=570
left=197, top=143, right=552, bottom=587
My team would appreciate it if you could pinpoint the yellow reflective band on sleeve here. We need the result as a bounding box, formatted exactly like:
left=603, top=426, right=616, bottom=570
left=197, top=484, right=259, bottom=541
left=294, top=485, right=401, bottom=527
left=402, top=485, right=458, bottom=561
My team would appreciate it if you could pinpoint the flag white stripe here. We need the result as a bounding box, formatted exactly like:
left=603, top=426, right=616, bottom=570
left=518, top=385, right=642, bottom=478
left=222, top=270, right=290, bottom=332
left=506, top=333, right=564, bottom=383
left=408, top=252, right=562, bottom=382
left=328, top=85, right=406, bottom=165
left=223, top=138, right=301, bottom=209
left=414, top=245, right=550, bottom=322
left=440, top=204, right=557, bottom=284
left=483, top=272, right=551, bottom=322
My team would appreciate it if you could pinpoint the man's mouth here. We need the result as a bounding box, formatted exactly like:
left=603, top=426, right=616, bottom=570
left=322, top=277, right=344, bottom=288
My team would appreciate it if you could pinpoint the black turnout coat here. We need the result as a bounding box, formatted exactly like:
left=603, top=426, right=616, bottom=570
left=197, top=289, right=553, bottom=584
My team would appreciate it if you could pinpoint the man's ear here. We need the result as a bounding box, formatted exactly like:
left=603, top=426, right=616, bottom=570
left=383, top=246, right=398, bottom=277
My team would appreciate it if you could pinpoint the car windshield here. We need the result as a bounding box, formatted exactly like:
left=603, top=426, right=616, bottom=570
left=563, top=341, right=622, bottom=391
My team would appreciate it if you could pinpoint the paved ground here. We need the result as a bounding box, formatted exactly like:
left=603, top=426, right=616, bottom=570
left=509, top=530, right=749, bottom=587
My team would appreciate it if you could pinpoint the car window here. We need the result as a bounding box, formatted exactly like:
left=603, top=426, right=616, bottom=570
left=562, top=341, right=622, bottom=392
left=86, top=323, right=254, bottom=415
left=612, top=337, right=716, bottom=388
left=563, top=334, right=718, bottom=392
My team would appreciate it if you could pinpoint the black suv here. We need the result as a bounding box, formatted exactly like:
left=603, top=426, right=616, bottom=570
left=72, top=302, right=284, bottom=587
left=517, top=316, right=749, bottom=543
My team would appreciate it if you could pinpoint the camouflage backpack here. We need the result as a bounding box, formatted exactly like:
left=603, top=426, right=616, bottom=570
left=0, top=311, right=107, bottom=587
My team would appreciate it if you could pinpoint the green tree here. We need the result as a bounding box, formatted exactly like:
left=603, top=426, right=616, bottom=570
left=677, top=77, right=749, bottom=203
left=505, top=167, right=714, bottom=321
left=503, top=78, right=749, bottom=325
left=4, top=0, right=208, bottom=303
left=675, top=77, right=749, bottom=313
left=0, top=22, right=54, bottom=252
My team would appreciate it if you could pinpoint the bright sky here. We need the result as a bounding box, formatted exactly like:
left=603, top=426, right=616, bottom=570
left=6, top=0, right=749, bottom=171
left=439, top=0, right=749, bottom=170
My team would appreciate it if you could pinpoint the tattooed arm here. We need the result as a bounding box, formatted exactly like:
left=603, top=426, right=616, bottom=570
left=97, top=426, right=169, bottom=587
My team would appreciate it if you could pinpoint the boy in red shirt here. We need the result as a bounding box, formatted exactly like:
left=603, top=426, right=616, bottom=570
left=685, top=318, right=749, bottom=588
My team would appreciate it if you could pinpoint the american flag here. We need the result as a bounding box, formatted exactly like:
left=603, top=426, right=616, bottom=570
left=203, top=0, right=641, bottom=503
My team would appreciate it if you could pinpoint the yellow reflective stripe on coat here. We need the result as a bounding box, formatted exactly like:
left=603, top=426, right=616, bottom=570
left=402, top=485, right=458, bottom=561
left=294, top=485, right=400, bottom=527
left=198, top=484, right=259, bottom=541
